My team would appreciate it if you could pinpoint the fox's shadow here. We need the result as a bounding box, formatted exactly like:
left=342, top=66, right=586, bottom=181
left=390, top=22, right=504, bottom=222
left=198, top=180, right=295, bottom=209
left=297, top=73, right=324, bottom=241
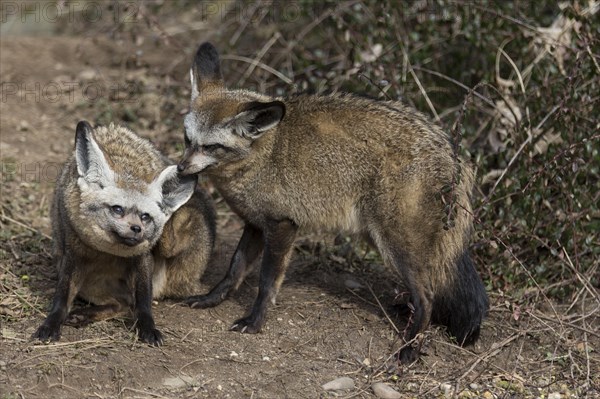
left=28, top=230, right=412, bottom=337
left=198, top=232, right=413, bottom=333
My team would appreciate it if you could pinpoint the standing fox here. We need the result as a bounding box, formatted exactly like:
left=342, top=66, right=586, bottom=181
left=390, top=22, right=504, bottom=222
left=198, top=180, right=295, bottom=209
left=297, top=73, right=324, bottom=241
left=178, top=42, right=489, bottom=362
left=34, top=121, right=215, bottom=345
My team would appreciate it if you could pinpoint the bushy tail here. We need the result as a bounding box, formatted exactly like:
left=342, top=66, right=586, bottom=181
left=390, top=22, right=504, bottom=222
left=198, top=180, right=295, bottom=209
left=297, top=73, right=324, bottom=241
left=431, top=250, right=489, bottom=346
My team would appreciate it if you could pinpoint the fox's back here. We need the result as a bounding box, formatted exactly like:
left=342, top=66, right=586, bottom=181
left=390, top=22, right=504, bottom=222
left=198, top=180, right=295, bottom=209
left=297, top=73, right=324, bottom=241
left=206, top=95, right=456, bottom=233
left=283, top=94, right=451, bottom=149
left=267, top=94, right=457, bottom=186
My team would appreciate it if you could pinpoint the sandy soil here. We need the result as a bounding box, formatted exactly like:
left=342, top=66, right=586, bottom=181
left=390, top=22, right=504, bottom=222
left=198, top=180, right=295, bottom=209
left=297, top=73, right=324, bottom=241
left=0, top=13, right=597, bottom=399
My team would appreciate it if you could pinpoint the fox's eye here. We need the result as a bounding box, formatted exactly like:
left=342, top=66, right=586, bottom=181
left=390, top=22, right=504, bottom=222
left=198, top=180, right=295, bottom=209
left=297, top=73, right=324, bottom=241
left=111, top=205, right=124, bottom=216
left=202, top=144, right=225, bottom=152
left=140, top=213, right=152, bottom=222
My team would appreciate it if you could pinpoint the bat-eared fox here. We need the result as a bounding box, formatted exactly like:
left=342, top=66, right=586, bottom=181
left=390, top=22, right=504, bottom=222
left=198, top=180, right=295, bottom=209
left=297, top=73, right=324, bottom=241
left=178, top=42, right=488, bottom=362
left=33, top=121, right=215, bottom=345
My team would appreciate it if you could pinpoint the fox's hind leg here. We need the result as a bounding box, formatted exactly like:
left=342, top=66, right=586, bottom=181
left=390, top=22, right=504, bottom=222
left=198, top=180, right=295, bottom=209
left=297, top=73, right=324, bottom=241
left=231, top=218, right=297, bottom=333
left=64, top=301, right=125, bottom=327
left=369, top=228, right=434, bottom=364
left=186, top=224, right=263, bottom=308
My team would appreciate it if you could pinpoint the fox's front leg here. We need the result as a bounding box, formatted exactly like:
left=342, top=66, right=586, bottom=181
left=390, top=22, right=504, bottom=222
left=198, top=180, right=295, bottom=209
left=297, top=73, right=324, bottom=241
left=133, top=253, right=163, bottom=346
left=186, top=223, right=263, bottom=308
left=33, top=254, right=78, bottom=342
left=231, top=219, right=297, bottom=333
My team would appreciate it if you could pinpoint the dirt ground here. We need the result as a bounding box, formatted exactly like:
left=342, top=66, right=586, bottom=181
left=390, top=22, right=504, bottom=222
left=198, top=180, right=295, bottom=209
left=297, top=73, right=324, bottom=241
left=1, top=5, right=598, bottom=399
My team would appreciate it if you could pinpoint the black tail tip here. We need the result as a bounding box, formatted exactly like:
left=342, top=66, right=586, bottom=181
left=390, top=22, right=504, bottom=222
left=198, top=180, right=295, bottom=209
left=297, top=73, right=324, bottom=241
left=432, top=251, right=489, bottom=346
left=454, top=323, right=482, bottom=346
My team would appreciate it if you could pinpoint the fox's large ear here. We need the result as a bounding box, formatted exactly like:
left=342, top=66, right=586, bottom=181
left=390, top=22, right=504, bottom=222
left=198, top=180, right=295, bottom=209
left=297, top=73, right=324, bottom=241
left=152, top=165, right=196, bottom=214
left=74, top=121, right=113, bottom=186
left=231, top=101, right=286, bottom=139
left=190, top=42, right=223, bottom=101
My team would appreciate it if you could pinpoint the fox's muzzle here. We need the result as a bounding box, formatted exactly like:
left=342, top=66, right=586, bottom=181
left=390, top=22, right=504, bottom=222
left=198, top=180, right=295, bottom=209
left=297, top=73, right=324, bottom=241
left=177, top=151, right=195, bottom=175
left=177, top=160, right=201, bottom=175
left=177, top=162, right=188, bottom=173
left=178, top=151, right=216, bottom=175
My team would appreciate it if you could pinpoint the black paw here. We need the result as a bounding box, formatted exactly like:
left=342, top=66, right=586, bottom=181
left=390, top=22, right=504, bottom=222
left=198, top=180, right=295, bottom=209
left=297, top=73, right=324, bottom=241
left=137, top=326, right=164, bottom=346
left=185, top=294, right=224, bottom=309
left=32, top=324, right=61, bottom=343
left=230, top=316, right=263, bottom=334
left=135, top=313, right=163, bottom=346
left=398, top=346, right=419, bottom=364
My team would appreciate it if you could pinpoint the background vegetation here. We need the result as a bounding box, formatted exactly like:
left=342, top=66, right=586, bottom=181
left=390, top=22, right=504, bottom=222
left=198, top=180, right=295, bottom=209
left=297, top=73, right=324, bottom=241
left=1, top=1, right=598, bottom=397
left=137, top=0, right=600, bottom=300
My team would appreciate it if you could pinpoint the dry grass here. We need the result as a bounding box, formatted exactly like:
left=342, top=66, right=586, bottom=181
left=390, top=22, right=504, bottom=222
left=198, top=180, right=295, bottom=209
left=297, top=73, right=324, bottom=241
left=1, top=1, right=598, bottom=398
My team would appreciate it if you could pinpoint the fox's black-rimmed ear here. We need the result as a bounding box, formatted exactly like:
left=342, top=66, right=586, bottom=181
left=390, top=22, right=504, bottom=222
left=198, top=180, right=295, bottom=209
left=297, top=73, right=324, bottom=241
left=75, top=121, right=93, bottom=173
left=151, top=165, right=196, bottom=214
left=190, top=42, right=223, bottom=101
left=74, top=121, right=113, bottom=185
left=232, top=101, right=286, bottom=139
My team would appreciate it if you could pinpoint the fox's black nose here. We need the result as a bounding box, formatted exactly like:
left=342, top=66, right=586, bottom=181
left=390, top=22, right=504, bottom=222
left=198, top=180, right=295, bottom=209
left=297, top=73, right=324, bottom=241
left=177, top=163, right=185, bottom=172
left=130, top=225, right=141, bottom=234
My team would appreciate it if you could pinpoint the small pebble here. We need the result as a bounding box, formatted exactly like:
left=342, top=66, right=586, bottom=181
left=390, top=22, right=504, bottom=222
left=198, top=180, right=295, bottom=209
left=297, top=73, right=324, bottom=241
left=50, top=143, right=62, bottom=154
left=548, top=393, right=561, bottom=399
left=344, top=279, right=363, bottom=290
left=406, top=382, right=418, bottom=391
left=322, top=377, right=354, bottom=391
left=77, top=69, right=98, bottom=81
left=162, top=375, right=195, bottom=389
left=372, top=382, right=401, bottom=399
left=469, top=383, right=480, bottom=390
left=262, top=356, right=270, bottom=361
left=440, top=382, right=453, bottom=397
left=229, top=351, right=238, bottom=357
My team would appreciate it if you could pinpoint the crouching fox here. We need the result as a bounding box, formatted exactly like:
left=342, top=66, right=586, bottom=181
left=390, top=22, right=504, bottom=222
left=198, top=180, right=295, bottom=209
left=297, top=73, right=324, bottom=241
left=178, top=42, right=489, bottom=362
left=34, top=121, right=215, bottom=345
